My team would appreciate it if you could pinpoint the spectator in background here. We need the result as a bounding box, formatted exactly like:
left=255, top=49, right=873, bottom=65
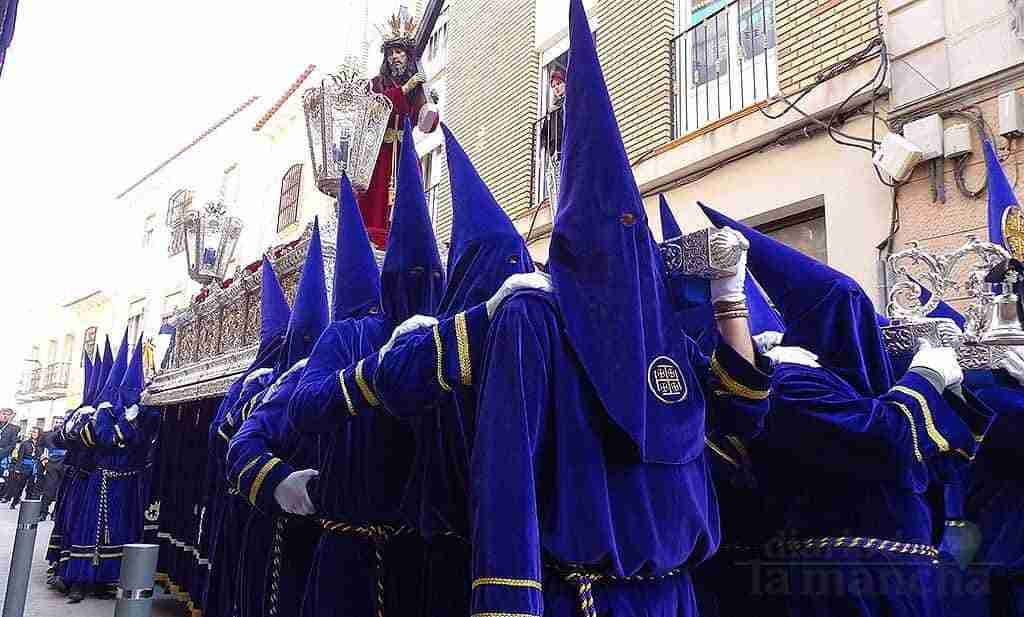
left=38, top=455, right=64, bottom=520
left=0, top=408, right=19, bottom=461
left=5, top=428, right=40, bottom=508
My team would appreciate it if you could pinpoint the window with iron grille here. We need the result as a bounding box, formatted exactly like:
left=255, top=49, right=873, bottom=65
left=167, top=189, right=192, bottom=256
left=278, top=164, right=303, bottom=232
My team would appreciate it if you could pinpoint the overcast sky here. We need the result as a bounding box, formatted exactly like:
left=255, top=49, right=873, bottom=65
left=0, top=0, right=409, bottom=405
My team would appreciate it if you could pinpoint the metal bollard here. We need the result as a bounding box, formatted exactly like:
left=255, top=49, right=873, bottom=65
left=2, top=499, right=42, bottom=617
left=112, top=544, right=159, bottom=617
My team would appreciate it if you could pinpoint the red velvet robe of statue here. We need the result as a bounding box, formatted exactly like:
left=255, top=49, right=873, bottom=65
left=361, top=75, right=427, bottom=248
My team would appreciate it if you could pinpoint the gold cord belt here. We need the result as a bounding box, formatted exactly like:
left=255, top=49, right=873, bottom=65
left=550, top=563, right=686, bottom=617
left=320, top=520, right=413, bottom=617
left=785, top=536, right=939, bottom=560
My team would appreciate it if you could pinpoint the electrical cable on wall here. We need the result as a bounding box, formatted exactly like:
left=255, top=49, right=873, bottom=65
left=754, top=0, right=895, bottom=186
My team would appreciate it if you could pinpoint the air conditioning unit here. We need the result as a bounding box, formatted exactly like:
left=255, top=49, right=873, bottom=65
left=873, top=133, right=924, bottom=182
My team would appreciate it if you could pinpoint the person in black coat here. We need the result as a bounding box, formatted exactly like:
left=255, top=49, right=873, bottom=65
left=0, top=409, right=20, bottom=461
left=37, top=455, right=64, bottom=520
left=6, top=428, right=41, bottom=508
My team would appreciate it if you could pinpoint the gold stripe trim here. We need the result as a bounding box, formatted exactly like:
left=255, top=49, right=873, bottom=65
left=455, top=312, right=472, bottom=386
left=892, top=385, right=950, bottom=452
left=82, top=424, right=94, bottom=447
left=710, top=355, right=769, bottom=400
left=472, top=577, right=543, bottom=591
left=217, top=427, right=230, bottom=442
left=249, top=457, right=282, bottom=506
left=893, top=402, right=924, bottom=463
left=235, top=457, right=262, bottom=493
left=704, top=437, right=739, bottom=468
left=338, top=370, right=356, bottom=416
left=432, top=325, right=452, bottom=393
left=114, top=425, right=126, bottom=446
left=355, top=360, right=380, bottom=407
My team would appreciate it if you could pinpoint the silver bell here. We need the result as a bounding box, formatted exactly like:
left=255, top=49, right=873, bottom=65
left=980, top=272, right=1024, bottom=346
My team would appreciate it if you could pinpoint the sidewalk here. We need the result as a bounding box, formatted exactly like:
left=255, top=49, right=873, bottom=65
left=0, top=503, right=182, bottom=616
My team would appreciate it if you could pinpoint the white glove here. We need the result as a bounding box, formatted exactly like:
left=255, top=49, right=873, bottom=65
left=380, top=315, right=439, bottom=357
left=910, top=339, right=963, bottom=389
left=273, top=469, right=318, bottom=516
left=753, top=331, right=784, bottom=355
left=764, top=346, right=820, bottom=368
left=710, top=227, right=750, bottom=302
left=486, top=272, right=553, bottom=319
left=75, top=406, right=96, bottom=425
left=124, top=404, right=140, bottom=423
left=243, top=367, right=274, bottom=387
left=1000, top=346, right=1024, bottom=386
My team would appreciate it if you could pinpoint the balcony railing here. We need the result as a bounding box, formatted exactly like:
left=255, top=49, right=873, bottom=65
left=671, top=0, right=778, bottom=138
left=43, top=362, right=70, bottom=390
left=530, top=105, right=565, bottom=214
left=16, top=363, right=70, bottom=400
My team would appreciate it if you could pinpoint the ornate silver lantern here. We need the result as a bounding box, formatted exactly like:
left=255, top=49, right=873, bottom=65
left=882, top=237, right=1014, bottom=369
left=303, top=68, right=393, bottom=197
left=183, top=201, right=244, bottom=285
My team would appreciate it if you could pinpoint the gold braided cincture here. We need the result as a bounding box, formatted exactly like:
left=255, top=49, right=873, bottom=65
left=472, top=577, right=543, bottom=591
left=338, top=370, right=357, bottom=416
left=82, top=424, right=95, bottom=447
left=568, top=574, right=598, bottom=617
left=455, top=312, right=473, bottom=386
left=787, top=536, right=939, bottom=559
left=433, top=325, right=452, bottom=392
left=710, top=355, right=770, bottom=400
left=704, top=437, right=739, bottom=468
left=892, top=385, right=950, bottom=452
left=235, top=457, right=263, bottom=494
left=249, top=457, right=282, bottom=506
left=355, top=360, right=381, bottom=407
left=892, top=402, right=924, bottom=462
left=114, top=424, right=126, bottom=447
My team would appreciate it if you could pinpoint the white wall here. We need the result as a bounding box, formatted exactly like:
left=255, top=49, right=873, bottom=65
left=889, top=0, right=1024, bottom=108
left=652, top=115, right=893, bottom=305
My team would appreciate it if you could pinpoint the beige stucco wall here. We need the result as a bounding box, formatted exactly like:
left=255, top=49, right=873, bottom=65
left=652, top=115, right=894, bottom=305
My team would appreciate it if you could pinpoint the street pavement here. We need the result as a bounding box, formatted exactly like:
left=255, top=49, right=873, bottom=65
left=0, top=502, right=182, bottom=616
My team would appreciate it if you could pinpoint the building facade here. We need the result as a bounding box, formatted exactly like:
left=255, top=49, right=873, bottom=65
left=412, top=0, right=898, bottom=304
left=886, top=0, right=1024, bottom=310
left=14, top=291, right=116, bottom=433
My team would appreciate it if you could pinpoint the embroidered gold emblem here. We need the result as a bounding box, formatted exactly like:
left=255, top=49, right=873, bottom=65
left=647, top=356, right=687, bottom=404
left=1002, top=205, right=1024, bottom=260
